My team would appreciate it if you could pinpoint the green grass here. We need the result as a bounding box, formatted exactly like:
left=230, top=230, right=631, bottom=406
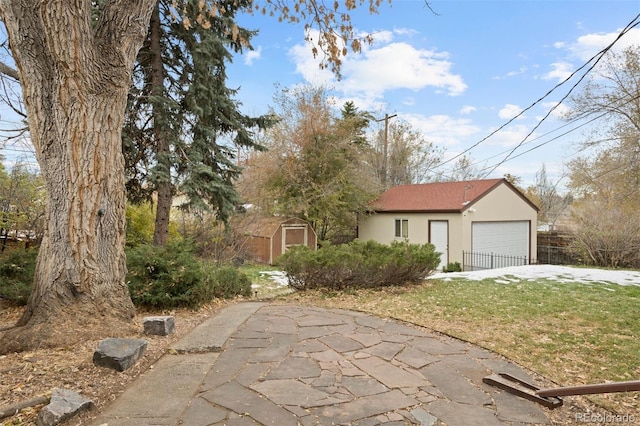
left=413, top=279, right=640, bottom=384
left=281, top=275, right=640, bottom=414
left=239, top=263, right=292, bottom=298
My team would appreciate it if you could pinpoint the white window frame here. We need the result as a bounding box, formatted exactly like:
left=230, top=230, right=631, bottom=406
left=394, top=218, right=408, bottom=240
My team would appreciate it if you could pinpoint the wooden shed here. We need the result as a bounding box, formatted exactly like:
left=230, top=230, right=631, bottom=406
left=240, top=216, right=317, bottom=265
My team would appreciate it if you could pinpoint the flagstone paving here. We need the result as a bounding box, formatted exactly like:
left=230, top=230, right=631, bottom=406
left=90, top=302, right=551, bottom=425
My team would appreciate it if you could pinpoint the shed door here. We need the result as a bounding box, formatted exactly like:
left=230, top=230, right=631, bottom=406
left=472, top=221, right=529, bottom=257
left=282, top=225, right=307, bottom=252
left=429, top=220, right=448, bottom=270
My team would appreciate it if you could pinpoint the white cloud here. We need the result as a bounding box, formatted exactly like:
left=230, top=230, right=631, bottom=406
left=493, top=66, right=528, bottom=80
left=339, top=42, right=467, bottom=97
left=244, top=46, right=262, bottom=66
left=542, top=61, right=574, bottom=82
left=545, top=28, right=640, bottom=82
left=403, top=113, right=480, bottom=147
left=541, top=101, right=570, bottom=120
left=369, top=29, right=395, bottom=44
left=403, top=97, right=416, bottom=106
left=486, top=124, right=531, bottom=147
left=498, top=104, right=524, bottom=120
left=459, top=105, right=477, bottom=115
left=288, top=29, right=467, bottom=100
left=554, top=27, right=640, bottom=65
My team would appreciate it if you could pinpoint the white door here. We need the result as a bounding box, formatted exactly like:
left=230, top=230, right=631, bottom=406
left=429, top=220, right=448, bottom=270
left=471, top=221, right=529, bottom=269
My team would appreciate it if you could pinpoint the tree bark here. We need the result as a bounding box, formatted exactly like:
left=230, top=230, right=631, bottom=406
left=0, top=0, right=156, bottom=353
left=149, top=3, right=172, bottom=247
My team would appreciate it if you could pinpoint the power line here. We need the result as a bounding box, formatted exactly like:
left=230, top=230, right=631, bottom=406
left=430, top=13, right=640, bottom=174
left=481, top=13, right=640, bottom=177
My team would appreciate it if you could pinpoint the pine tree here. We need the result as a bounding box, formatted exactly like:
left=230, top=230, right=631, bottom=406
left=123, top=0, right=275, bottom=245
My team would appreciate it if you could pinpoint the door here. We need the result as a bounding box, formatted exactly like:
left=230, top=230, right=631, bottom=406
left=471, top=221, right=529, bottom=269
left=429, top=220, right=448, bottom=270
left=282, top=225, right=307, bottom=253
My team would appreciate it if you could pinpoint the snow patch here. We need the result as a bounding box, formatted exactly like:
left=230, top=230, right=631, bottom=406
left=428, top=264, right=640, bottom=287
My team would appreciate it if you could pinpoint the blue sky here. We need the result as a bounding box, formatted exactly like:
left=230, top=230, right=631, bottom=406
left=227, top=0, right=640, bottom=188
left=2, top=1, right=640, bottom=189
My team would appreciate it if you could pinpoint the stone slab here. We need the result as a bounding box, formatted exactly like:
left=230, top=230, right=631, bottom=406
left=312, top=389, right=419, bottom=424
left=89, top=352, right=218, bottom=425
left=202, top=381, right=298, bottom=426
left=93, top=338, right=147, bottom=372
left=352, top=356, right=430, bottom=388
left=420, top=363, right=492, bottom=406
left=143, top=316, right=175, bottom=336
left=426, top=400, right=504, bottom=426
left=37, top=388, right=94, bottom=426
left=171, top=302, right=265, bottom=353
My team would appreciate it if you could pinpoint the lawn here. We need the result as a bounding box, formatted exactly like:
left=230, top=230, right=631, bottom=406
left=278, top=272, right=640, bottom=416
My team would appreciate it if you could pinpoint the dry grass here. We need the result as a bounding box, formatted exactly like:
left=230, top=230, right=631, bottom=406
left=276, top=277, right=640, bottom=424
left=1, top=271, right=639, bottom=425
left=0, top=299, right=233, bottom=426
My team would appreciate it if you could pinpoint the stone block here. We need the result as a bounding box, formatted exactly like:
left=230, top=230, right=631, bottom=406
left=93, top=338, right=147, bottom=372
left=143, top=315, right=175, bottom=336
left=36, top=388, right=93, bottom=426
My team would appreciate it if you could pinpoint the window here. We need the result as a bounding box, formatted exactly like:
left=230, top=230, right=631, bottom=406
left=394, top=219, right=408, bottom=239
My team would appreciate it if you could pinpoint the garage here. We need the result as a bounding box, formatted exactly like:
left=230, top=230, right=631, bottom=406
left=470, top=221, right=530, bottom=270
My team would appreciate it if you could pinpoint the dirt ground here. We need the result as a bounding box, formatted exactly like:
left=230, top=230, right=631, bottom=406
left=0, top=299, right=232, bottom=426
left=1, top=297, right=634, bottom=426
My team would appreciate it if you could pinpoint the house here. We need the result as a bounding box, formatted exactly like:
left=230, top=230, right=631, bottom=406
left=238, top=216, right=317, bottom=265
left=357, top=178, right=539, bottom=271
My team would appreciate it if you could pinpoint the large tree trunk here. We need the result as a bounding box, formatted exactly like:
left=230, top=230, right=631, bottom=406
left=0, top=0, right=156, bottom=354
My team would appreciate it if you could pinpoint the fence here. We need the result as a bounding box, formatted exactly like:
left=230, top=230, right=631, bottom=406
left=462, top=251, right=535, bottom=272
left=537, top=245, right=579, bottom=265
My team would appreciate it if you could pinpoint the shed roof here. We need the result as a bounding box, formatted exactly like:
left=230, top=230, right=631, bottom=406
left=234, top=216, right=313, bottom=239
left=369, top=178, right=539, bottom=213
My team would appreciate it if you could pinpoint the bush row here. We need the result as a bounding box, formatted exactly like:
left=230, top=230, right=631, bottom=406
left=0, top=241, right=251, bottom=308
left=277, top=240, right=440, bottom=290
left=0, top=248, right=38, bottom=305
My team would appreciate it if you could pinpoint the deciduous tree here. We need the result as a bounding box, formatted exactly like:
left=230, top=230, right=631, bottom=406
left=239, top=85, right=379, bottom=243
left=366, top=119, right=443, bottom=186
left=564, top=46, right=640, bottom=267
left=0, top=0, right=395, bottom=353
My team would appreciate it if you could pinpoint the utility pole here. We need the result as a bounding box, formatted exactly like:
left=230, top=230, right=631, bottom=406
left=375, top=113, right=397, bottom=187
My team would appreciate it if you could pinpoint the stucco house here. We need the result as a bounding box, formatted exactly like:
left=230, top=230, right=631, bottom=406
left=357, top=178, right=539, bottom=271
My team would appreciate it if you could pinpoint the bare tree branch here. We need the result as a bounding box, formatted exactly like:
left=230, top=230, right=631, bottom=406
left=0, top=60, right=19, bottom=81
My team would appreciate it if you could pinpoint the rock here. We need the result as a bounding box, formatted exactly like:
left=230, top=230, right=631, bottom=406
left=93, top=338, right=147, bottom=372
left=36, top=388, right=93, bottom=426
left=143, top=316, right=175, bottom=336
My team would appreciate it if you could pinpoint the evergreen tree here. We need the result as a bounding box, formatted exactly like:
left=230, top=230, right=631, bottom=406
left=123, top=0, right=275, bottom=245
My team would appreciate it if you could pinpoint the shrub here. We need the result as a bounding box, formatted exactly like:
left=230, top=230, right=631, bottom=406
left=442, top=261, right=462, bottom=273
left=277, top=240, right=440, bottom=291
left=207, top=265, right=252, bottom=299
left=0, top=248, right=38, bottom=305
left=126, top=240, right=251, bottom=309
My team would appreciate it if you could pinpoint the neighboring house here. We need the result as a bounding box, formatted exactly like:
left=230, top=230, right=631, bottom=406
left=357, top=178, right=539, bottom=271
left=236, top=216, right=317, bottom=265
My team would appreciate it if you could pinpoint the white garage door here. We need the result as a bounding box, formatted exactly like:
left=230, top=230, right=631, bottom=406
left=471, top=221, right=530, bottom=269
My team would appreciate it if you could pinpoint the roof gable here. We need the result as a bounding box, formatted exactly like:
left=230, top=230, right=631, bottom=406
left=369, top=179, right=538, bottom=212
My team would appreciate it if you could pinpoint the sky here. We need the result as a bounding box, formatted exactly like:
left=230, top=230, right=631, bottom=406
left=225, top=0, right=640, bottom=188
left=2, top=1, right=640, bottom=189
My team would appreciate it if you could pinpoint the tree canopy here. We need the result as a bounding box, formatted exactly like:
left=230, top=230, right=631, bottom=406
left=565, top=46, right=640, bottom=267
left=238, top=85, right=380, bottom=243
left=124, top=0, right=276, bottom=245
left=0, top=0, right=398, bottom=353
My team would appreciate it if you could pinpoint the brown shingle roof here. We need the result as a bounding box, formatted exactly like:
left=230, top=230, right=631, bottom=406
left=369, top=178, right=530, bottom=212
